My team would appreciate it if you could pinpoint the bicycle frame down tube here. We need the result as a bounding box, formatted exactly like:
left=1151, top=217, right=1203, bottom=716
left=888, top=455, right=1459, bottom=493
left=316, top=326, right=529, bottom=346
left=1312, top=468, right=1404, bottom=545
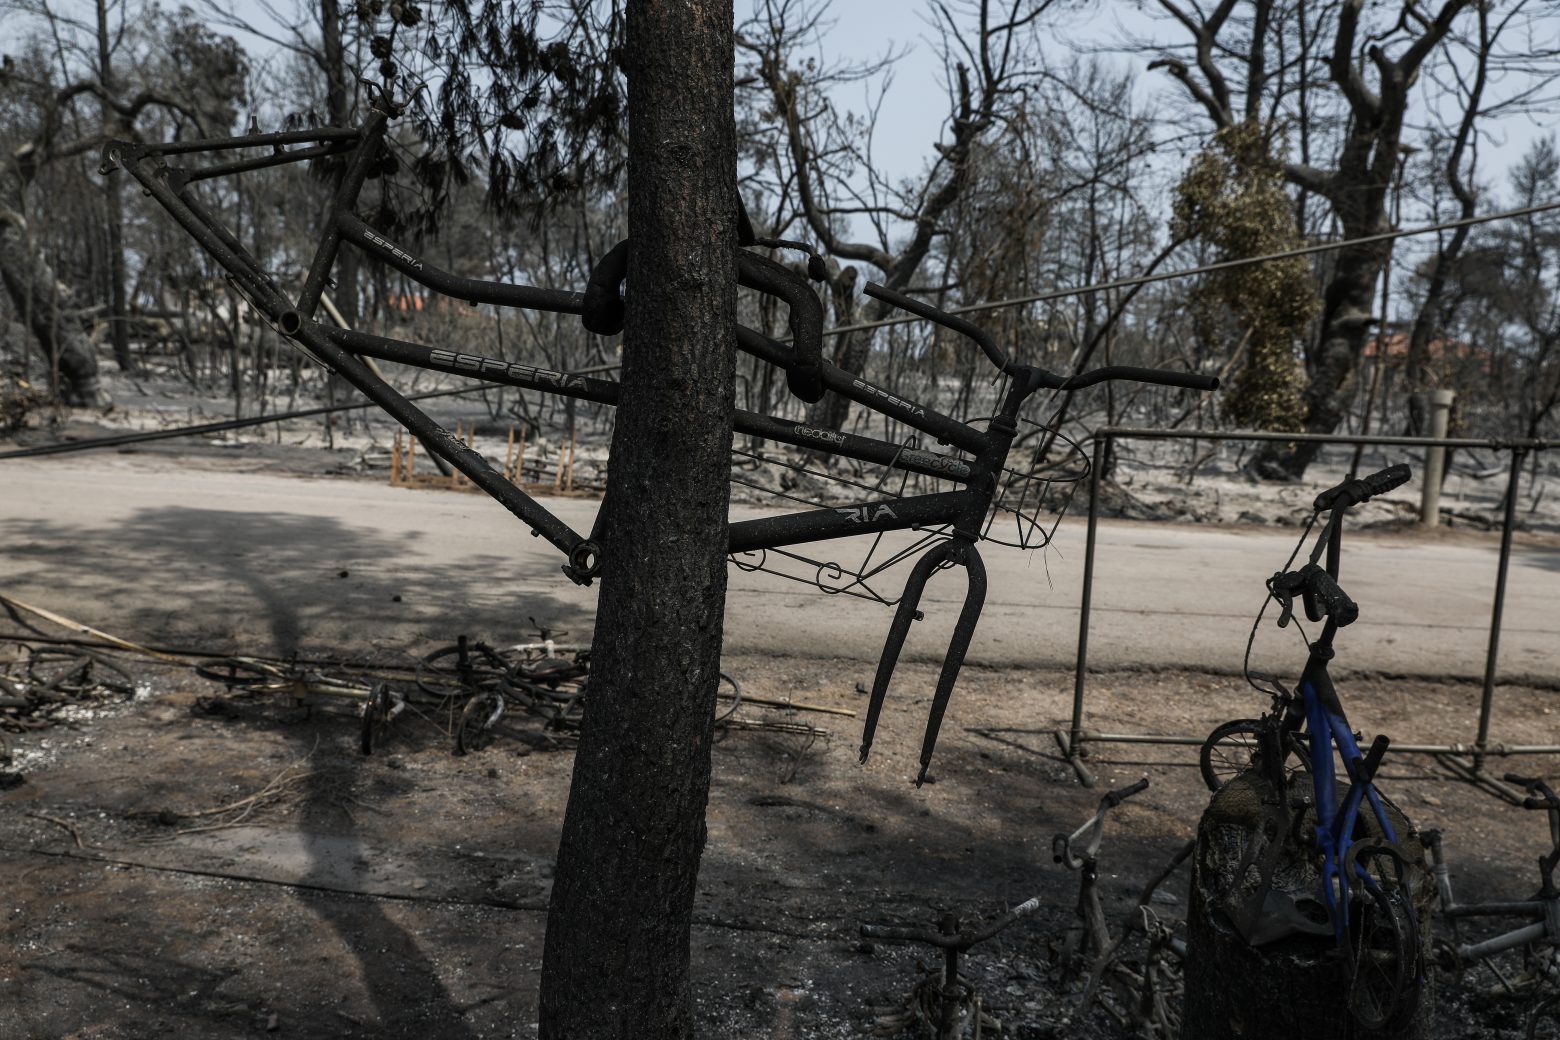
left=288, top=320, right=593, bottom=564
left=1329, top=711, right=1398, bottom=845
left=318, top=325, right=978, bottom=485
left=1303, top=682, right=1345, bottom=932
left=1303, top=657, right=1401, bottom=848
left=1303, top=680, right=1401, bottom=941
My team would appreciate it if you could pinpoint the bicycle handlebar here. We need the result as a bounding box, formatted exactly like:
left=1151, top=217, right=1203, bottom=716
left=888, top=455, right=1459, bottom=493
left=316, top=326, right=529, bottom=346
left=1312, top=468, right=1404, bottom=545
left=864, top=282, right=1219, bottom=394
left=1301, top=565, right=1359, bottom=626
left=864, top=281, right=1011, bottom=373
left=1503, top=773, right=1560, bottom=811
left=581, top=240, right=628, bottom=336
left=1272, top=563, right=1358, bottom=628
left=1314, top=463, right=1412, bottom=512
left=1053, top=777, right=1150, bottom=869
left=736, top=252, right=824, bottom=402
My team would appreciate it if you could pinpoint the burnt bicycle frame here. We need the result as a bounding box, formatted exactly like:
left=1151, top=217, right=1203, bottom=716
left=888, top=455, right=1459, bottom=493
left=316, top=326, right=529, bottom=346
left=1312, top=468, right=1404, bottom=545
left=105, top=100, right=1217, bottom=779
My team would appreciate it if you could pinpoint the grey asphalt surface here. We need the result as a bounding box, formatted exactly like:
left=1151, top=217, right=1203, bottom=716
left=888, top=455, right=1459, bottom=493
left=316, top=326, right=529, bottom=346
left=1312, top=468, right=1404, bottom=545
left=1, top=454, right=1555, bottom=685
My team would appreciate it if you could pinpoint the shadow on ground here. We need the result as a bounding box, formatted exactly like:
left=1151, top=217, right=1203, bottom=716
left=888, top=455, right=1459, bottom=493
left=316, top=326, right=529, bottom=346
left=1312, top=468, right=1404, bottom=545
left=0, top=506, right=591, bottom=655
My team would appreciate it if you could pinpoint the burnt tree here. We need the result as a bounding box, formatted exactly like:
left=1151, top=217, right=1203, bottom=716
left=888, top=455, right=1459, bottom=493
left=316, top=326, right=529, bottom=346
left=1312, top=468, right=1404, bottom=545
left=1153, top=0, right=1472, bottom=477
left=537, top=1, right=736, bottom=1038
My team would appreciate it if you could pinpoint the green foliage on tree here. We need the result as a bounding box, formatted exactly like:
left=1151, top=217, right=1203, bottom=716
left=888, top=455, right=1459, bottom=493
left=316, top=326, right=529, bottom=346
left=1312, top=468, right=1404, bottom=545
left=1173, top=123, right=1316, bottom=432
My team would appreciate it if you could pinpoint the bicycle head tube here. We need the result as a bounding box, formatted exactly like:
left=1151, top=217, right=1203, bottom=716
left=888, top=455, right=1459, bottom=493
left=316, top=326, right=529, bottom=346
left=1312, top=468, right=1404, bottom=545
left=562, top=540, right=602, bottom=586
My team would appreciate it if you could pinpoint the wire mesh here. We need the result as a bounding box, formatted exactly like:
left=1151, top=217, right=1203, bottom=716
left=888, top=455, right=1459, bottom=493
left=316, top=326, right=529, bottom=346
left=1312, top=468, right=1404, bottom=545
left=725, top=412, right=1091, bottom=606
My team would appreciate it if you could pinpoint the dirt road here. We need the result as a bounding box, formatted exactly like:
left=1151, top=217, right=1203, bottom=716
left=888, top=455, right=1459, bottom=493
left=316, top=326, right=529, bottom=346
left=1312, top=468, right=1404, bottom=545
left=3, top=452, right=1558, bottom=1039
left=3, top=454, right=1554, bottom=683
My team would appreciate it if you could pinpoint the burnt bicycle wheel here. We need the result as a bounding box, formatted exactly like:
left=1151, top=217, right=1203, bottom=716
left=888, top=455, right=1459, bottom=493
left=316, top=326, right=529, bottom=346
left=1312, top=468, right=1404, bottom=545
left=416, top=639, right=510, bottom=702
left=1199, top=719, right=1262, bottom=791
left=455, top=690, right=505, bottom=755
left=1347, top=858, right=1420, bottom=1031
left=359, top=683, right=397, bottom=756
left=1199, top=719, right=1311, bottom=792
left=1527, top=993, right=1560, bottom=1039
left=194, top=657, right=290, bottom=694
left=27, top=647, right=134, bottom=697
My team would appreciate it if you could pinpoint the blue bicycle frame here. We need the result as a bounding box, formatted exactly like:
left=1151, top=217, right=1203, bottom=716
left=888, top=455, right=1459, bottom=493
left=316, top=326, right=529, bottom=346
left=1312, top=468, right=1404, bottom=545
left=1218, top=462, right=1420, bottom=1029
left=1297, top=652, right=1400, bottom=941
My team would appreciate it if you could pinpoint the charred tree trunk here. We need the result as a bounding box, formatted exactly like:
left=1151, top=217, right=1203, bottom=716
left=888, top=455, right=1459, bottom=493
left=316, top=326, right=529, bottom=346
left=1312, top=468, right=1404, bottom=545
left=537, top=1, right=736, bottom=1038
left=1183, top=769, right=1433, bottom=1039
left=97, top=0, right=132, bottom=372
left=319, top=0, right=360, bottom=329
left=1250, top=0, right=1470, bottom=478
left=1154, top=0, right=1472, bottom=479
left=1252, top=235, right=1390, bottom=478
left=0, top=212, right=103, bottom=406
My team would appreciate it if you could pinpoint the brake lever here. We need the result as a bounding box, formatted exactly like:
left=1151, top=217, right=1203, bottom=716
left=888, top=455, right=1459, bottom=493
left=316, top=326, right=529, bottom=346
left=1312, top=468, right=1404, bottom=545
left=1269, top=571, right=1302, bottom=628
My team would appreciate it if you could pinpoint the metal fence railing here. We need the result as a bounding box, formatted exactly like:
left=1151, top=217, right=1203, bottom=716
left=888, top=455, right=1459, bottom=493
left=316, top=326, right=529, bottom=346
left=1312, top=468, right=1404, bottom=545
left=1057, top=427, right=1555, bottom=802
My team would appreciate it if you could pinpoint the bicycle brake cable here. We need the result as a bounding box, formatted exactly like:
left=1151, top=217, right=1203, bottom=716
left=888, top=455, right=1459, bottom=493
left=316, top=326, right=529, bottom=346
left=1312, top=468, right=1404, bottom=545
left=1242, top=511, right=1319, bottom=699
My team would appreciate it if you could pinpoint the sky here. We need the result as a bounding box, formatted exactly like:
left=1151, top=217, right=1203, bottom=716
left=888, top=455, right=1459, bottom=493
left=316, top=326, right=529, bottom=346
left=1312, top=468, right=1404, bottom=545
left=191, top=0, right=1560, bottom=228
left=741, top=0, right=1558, bottom=191
left=209, top=0, right=1147, bottom=184
left=15, top=0, right=1556, bottom=188
left=732, top=0, right=1144, bottom=183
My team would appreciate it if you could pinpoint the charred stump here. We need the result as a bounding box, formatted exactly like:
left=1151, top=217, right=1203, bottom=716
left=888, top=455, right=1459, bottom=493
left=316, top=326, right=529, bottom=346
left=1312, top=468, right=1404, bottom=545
left=1182, top=769, right=1434, bottom=1039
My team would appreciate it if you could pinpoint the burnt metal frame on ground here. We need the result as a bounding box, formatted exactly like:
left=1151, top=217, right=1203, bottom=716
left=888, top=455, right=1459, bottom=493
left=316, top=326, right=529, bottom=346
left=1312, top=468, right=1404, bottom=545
left=103, top=100, right=1217, bottom=779
left=1060, top=426, right=1555, bottom=798
left=1425, top=775, right=1560, bottom=971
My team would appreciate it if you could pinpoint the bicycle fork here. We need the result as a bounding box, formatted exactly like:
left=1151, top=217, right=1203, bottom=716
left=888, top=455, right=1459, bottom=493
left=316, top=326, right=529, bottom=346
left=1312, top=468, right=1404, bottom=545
left=858, top=538, right=987, bottom=786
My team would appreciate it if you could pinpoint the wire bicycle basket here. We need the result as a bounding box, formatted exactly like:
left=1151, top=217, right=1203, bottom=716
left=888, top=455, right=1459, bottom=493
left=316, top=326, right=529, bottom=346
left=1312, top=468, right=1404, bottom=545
left=725, top=403, right=1090, bottom=607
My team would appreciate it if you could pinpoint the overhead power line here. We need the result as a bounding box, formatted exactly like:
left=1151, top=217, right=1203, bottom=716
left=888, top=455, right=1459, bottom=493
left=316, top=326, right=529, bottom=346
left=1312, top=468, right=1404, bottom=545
left=819, top=197, right=1560, bottom=341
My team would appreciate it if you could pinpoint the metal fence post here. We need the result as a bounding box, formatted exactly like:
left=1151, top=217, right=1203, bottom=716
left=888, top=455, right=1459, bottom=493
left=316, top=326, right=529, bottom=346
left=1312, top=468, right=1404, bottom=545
left=1420, top=389, right=1457, bottom=526
left=1474, top=446, right=1527, bottom=771
left=1060, top=433, right=1107, bottom=787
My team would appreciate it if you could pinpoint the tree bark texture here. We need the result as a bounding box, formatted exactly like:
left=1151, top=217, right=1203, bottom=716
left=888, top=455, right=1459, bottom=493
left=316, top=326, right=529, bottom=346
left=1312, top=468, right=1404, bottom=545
left=0, top=212, right=104, bottom=406
left=1183, top=769, right=1433, bottom=1039
left=537, top=3, right=736, bottom=1038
